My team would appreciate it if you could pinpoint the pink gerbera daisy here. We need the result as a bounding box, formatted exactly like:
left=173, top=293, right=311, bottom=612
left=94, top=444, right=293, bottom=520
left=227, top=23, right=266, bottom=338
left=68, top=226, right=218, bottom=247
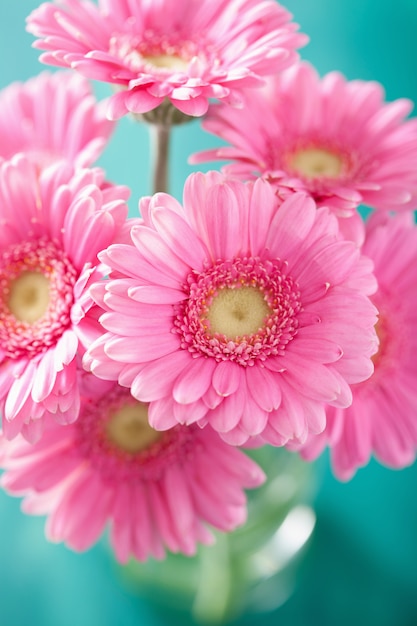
left=26, top=0, right=307, bottom=119
left=85, top=172, right=378, bottom=446
left=0, top=71, right=114, bottom=170
left=0, top=377, right=265, bottom=561
left=192, top=62, right=417, bottom=240
left=295, top=212, right=417, bottom=480
left=0, top=155, right=129, bottom=443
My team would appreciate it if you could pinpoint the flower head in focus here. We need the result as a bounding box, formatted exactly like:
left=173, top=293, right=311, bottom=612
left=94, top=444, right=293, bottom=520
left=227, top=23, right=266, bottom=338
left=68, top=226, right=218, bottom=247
left=26, top=0, right=307, bottom=119
left=0, top=71, right=114, bottom=169
left=85, top=172, right=378, bottom=447
left=192, top=62, right=417, bottom=241
left=0, top=155, right=129, bottom=443
left=294, top=212, right=417, bottom=479
left=0, top=377, right=265, bottom=561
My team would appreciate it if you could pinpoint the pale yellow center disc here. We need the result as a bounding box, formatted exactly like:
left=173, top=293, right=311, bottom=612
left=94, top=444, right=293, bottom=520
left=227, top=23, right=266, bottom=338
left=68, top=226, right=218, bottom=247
left=289, top=147, right=343, bottom=179
left=143, top=54, right=189, bottom=72
left=106, top=402, right=161, bottom=454
left=206, top=286, right=272, bottom=340
left=7, top=271, right=50, bottom=324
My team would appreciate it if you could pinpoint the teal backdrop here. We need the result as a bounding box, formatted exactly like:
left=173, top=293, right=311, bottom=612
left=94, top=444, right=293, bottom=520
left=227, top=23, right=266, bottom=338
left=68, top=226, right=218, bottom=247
left=0, top=2, right=416, bottom=625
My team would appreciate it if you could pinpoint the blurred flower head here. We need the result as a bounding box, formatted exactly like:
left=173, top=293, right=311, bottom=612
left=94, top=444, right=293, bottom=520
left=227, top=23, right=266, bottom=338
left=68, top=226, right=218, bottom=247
left=295, top=212, right=417, bottom=479
left=192, top=62, right=417, bottom=228
left=0, top=71, right=114, bottom=170
left=26, top=0, right=307, bottom=119
left=0, top=156, right=129, bottom=442
left=0, top=377, right=265, bottom=562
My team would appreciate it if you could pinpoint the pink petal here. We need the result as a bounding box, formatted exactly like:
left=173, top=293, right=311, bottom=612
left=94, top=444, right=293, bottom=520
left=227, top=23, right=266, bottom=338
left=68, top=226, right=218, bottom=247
left=148, top=397, right=179, bottom=431
left=4, top=361, right=37, bottom=422
left=151, top=207, right=208, bottom=271
left=170, top=95, right=209, bottom=117
left=212, top=361, right=242, bottom=397
left=172, top=357, right=215, bottom=404
left=127, top=284, right=186, bottom=304
left=207, top=391, right=245, bottom=433
left=32, top=349, right=59, bottom=403
left=131, top=351, right=191, bottom=402
left=104, top=333, right=179, bottom=363
left=246, top=366, right=282, bottom=411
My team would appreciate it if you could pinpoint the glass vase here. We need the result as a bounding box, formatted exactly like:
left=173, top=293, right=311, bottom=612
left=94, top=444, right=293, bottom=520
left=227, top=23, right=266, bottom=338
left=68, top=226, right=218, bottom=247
left=122, top=447, right=317, bottom=624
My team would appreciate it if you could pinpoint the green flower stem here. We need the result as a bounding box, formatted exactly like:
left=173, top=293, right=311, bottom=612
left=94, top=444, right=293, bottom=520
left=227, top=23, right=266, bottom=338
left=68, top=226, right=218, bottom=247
left=193, top=533, right=233, bottom=624
left=150, top=124, right=171, bottom=194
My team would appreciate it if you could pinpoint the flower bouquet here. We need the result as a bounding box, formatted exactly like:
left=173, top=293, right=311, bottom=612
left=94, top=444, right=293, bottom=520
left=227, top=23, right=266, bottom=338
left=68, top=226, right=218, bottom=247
left=0, top=1, right=416, bottom=623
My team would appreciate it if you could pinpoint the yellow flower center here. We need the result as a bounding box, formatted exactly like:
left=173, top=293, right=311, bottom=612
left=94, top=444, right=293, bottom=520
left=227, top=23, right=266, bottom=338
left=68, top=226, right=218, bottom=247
left=7, top=271, right=50, bottom=324
left=142, top=54, right=189, bottom=72
left=289, top=147, right=343, bottom=180
left=205, top=286, right=272, bottom=340
left=105, top=401, right=161, bottom=454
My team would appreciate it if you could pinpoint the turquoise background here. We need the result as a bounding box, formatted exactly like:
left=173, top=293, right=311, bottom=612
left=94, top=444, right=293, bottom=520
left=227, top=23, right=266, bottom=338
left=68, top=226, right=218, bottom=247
left=1, top=1, right=417, bottom=625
